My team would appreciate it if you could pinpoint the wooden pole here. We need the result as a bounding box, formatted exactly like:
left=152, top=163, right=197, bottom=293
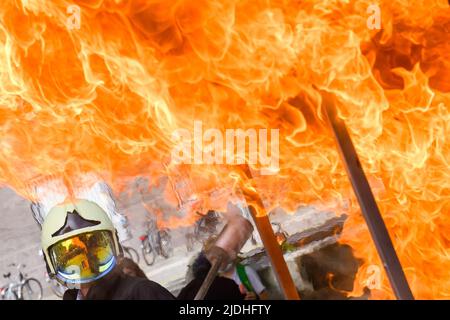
left=239, top=165, right=300, bottom=300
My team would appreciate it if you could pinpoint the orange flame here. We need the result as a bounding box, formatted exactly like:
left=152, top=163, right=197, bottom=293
left=0, top=0, right=449, bottom=299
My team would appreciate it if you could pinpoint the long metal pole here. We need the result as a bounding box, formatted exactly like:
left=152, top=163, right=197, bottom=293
left=320, top=90, right=414, bottom=300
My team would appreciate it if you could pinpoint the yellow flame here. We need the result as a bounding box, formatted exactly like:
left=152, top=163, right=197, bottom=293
left=0, top=0, right=449, bottom=299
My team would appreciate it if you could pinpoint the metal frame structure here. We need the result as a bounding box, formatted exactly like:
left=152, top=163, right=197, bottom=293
left=321, top=90, right=414, bottom=300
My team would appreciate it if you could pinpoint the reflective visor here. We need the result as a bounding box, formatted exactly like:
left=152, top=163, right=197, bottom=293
left=49, top=230, right=116, bottom=284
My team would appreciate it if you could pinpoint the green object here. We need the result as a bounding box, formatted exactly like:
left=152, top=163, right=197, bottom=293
left=236, top=263, right=254, bottom=293
left=281, top=242, right=296, bottom=252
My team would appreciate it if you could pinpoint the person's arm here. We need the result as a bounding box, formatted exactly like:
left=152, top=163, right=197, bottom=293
left=177, top=279, right=199, bottom=300
left=258, top=290, right=270, bottom=300
left=133, top=279, right=176, bottom=300
left=244, top=266, right=269, bottom=299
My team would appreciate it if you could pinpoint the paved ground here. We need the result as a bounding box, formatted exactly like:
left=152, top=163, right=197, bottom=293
left=0, top=184, right=335, bottom=300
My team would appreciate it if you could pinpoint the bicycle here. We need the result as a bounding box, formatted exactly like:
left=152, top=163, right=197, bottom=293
left=140, top=219, right=173, bottom=266
left=122, top=245, right=140, bottom=264
left=1, top=263, right=43, bottom=300
left=185, top=210, right=221, bottom=252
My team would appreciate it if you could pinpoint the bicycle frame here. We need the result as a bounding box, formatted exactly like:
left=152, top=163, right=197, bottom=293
left=194, top=211, right=220, bottom=238
left=144, top=227, right=163, bottom=254
left=2, top=264, right=42, bottom=300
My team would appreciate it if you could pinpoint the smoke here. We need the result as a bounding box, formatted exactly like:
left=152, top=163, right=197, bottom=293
left=30, top=174, right=131, bottom=242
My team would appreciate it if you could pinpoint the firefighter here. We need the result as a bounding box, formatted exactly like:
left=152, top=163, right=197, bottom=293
left=41, top=199, right=174, bottom=300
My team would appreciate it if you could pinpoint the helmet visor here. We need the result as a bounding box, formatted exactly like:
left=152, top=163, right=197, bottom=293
left=49, top=230, right=116, bottom=284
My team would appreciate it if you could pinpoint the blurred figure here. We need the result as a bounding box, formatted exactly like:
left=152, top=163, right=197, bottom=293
left=299, top=243, right=369, bottom=300
left=201, top=235, right=268, bottom=299
left=117, top=257, right=147, bottom=279
left=222, top=261, right=269, bottom=300
left=178, top=252, right=244, bottom=300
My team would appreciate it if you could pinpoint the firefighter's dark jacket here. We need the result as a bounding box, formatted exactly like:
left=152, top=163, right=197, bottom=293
left=63, top=269, right=175, bottom=300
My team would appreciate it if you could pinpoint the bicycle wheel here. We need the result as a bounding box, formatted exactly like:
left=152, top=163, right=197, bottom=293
left=124, top=246, right=140, bottom=264
left=141, top=238, right=156, bottom=266
left=21, top=278, right=43, bottom=300
left=159, top=231, right=173, bottom=259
